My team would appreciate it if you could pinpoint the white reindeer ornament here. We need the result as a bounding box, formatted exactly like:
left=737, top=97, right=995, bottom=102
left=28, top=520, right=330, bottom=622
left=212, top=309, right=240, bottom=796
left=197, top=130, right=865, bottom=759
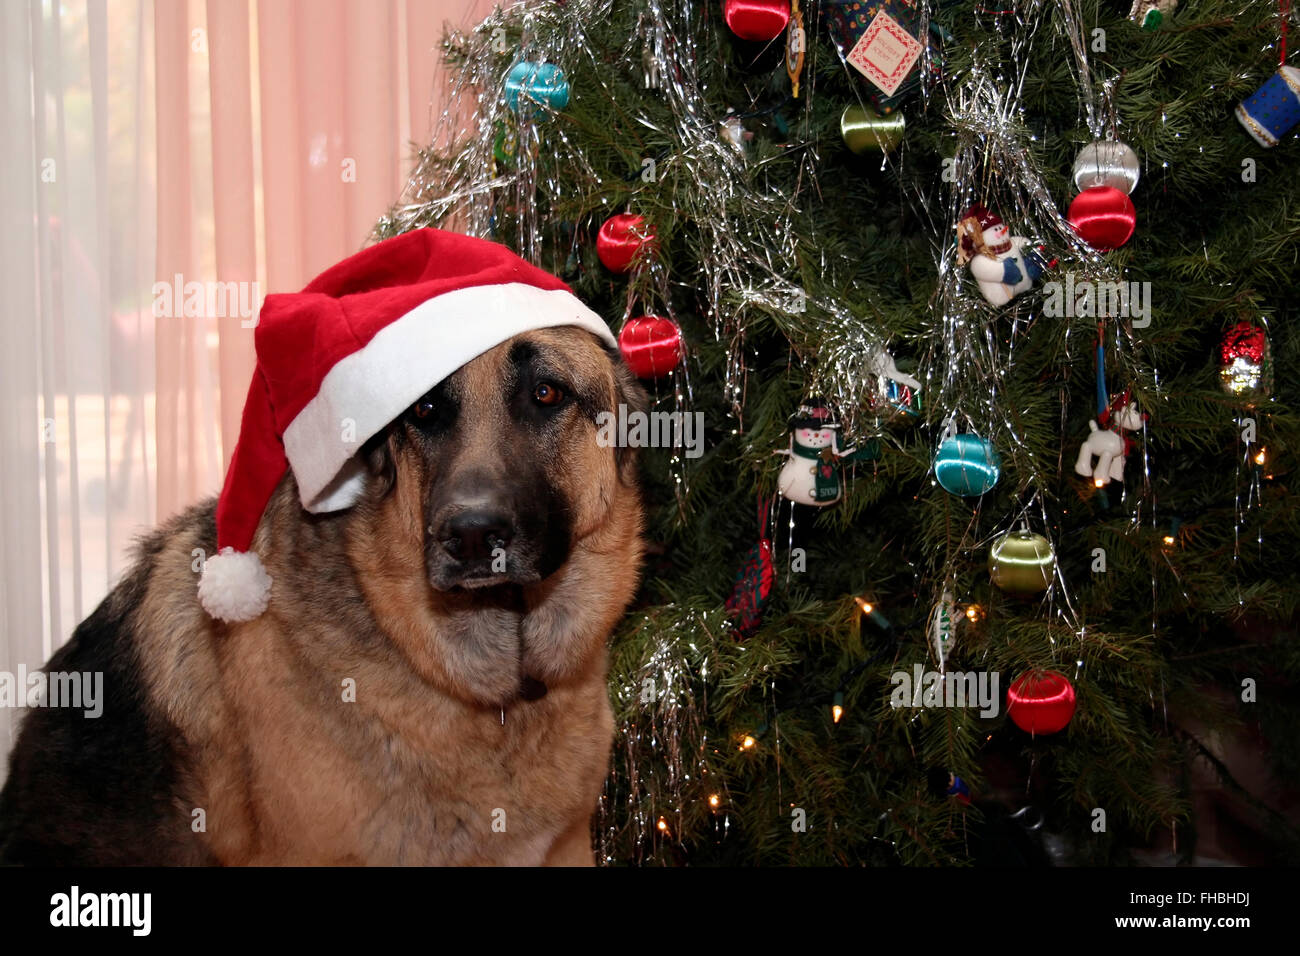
left=867, top=349, right=922, bottom=392
left=1075, top=391, right=1147, bottom=486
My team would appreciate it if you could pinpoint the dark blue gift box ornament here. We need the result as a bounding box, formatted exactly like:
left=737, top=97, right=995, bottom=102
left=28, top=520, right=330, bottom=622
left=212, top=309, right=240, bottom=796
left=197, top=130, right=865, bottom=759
left=933, top=433, right=1000, bottom=497
left=504, top=61, right=570, bottom=115
left=1237, top=66, right=1300, bottom=148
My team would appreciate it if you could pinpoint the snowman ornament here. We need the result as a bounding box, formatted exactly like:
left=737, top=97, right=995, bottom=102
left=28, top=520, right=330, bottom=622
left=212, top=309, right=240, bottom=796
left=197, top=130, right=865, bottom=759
left=776, top=400, right=860, bottom=506
left=957, top=205, right=1051, bottom=308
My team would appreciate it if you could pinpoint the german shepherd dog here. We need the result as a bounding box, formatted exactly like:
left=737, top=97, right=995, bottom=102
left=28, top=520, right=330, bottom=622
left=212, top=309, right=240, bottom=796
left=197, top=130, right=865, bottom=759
left=0, top=326, right=645, bottom=865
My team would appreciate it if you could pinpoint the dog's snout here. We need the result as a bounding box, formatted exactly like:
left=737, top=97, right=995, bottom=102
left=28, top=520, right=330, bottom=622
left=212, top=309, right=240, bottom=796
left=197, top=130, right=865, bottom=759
left=441, top=510, right=515, bottom=561
left=425, top=463, right=567, bottom=591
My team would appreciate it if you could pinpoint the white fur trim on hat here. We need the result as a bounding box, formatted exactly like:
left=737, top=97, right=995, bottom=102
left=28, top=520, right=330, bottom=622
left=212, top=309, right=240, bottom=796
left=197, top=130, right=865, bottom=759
left=198, top=547, right=273, bottom=623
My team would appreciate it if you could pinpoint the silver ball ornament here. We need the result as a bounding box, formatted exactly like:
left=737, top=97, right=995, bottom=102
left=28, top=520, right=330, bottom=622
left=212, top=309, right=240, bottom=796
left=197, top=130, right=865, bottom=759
left=1072, top=141, right=1140, bottom=195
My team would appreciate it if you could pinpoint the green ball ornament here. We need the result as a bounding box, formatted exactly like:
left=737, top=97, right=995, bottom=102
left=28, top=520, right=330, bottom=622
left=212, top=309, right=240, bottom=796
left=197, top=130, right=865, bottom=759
left=840, top=104, right=905, bottom=155
left=988, top=530, right=1055, bottom=595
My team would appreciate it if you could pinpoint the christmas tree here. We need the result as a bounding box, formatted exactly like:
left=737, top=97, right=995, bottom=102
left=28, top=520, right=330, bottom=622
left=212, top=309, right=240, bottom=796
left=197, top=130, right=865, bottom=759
left=377, top=0, right=1300, bottom=865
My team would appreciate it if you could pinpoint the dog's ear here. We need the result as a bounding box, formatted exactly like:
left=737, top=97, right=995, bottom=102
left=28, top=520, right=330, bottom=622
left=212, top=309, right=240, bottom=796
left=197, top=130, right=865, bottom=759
left=360, top=425, right=398, bottom=499
left=606, top=346, right=649, bottom=486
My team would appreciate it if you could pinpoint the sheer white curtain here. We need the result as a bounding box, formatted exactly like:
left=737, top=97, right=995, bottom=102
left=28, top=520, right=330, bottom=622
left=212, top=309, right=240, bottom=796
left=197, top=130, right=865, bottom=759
left=1, top=0, right=499, bottom=781
left=1, top=0, right=156, bottom=782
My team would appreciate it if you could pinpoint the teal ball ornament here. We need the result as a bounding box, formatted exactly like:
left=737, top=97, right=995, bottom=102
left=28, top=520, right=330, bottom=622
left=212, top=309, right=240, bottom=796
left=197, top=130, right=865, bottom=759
left=504, top=62, right=569, bottom=115
left=933, top=434, right=1000, bottom=497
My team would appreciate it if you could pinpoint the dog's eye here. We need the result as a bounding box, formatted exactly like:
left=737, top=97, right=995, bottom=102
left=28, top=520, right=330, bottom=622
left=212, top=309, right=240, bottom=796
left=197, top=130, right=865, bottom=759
left=413, top=398, right=435, bottom=419
left=533, top=382, right=565, bottom=407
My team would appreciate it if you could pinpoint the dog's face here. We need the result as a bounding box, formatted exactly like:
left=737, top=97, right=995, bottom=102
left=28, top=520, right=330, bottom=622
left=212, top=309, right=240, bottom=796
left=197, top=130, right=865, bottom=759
left=365, top=326, right=645, bottom=597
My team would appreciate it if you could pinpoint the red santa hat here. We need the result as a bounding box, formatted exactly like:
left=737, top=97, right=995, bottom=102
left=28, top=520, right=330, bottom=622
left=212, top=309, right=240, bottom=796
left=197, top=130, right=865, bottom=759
left=957, top=204, right=1009, bottom=261
left=197, top=227, right=616, bottom=623
left=961, top=204, right=1002, bottom=232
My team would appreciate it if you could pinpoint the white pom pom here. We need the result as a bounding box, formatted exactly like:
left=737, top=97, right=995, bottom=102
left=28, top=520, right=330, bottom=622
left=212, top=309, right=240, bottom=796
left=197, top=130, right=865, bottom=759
left=198, top=547, right=272, bottom=622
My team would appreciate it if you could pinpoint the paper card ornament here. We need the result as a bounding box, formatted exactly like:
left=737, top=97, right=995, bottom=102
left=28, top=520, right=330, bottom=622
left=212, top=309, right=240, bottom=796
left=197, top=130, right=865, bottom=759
left=846, top=12, right=923, bottom=98
left=821, top=0, right=952, bottom=114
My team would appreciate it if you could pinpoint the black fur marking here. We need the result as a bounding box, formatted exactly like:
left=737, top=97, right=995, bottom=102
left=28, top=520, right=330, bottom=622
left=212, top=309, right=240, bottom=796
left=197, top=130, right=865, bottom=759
left=533, top=486, right=574, bottom=580
left=604, top=344, right=649, bottom=486
left=361, top=426, right=398, bottom=500
left=405, top=378, right=460, bottom=439
left=0, top=528, right=210, bottom=865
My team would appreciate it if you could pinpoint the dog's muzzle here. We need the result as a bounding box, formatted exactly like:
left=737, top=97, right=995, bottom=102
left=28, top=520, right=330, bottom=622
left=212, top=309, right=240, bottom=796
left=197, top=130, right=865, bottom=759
left=440, top=509, right=515, bottom=563
left=427, top=500, right=554, bottom=591
left=424, top=466, right=572, bottom=592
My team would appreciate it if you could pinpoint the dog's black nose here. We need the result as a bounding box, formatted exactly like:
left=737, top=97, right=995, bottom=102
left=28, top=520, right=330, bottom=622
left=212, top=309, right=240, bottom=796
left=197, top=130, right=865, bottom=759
left=441, top=511, right=515, bottom=561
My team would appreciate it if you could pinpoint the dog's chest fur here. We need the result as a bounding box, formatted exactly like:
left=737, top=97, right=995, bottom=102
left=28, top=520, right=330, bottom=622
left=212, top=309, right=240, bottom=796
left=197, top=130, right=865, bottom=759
left=206, top=623, right=613, bottom=865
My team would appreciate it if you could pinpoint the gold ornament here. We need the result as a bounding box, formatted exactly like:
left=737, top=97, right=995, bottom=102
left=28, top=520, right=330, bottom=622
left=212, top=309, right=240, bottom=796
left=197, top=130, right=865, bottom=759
left=988, top=530, right=1055, bottom=595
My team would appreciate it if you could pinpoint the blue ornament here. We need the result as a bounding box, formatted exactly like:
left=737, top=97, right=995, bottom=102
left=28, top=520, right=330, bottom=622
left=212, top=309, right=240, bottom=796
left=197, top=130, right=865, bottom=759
left=946, top=774, right=970, bottom=799
left=504, top=62, right=569, bottom=115
left=1237, top=67, right=1300, bottom=148
left=933, top=434, right=1000, bottom=497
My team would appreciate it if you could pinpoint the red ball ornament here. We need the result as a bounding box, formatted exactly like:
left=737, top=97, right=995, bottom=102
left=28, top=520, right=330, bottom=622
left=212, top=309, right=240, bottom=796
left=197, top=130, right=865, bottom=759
left=1068, top=186, right=1136, bottom=251
left=722, top=0, right=791, bottom=42
left=1219, top=321, right=1272, bottom=402
left=618, top=316, right=684, bottom=379
left=596, top=213, right=655, bottom=273
left=1006, top=671, right=1076, bottom=735
left=1221, top=322, right=1268, bottom=366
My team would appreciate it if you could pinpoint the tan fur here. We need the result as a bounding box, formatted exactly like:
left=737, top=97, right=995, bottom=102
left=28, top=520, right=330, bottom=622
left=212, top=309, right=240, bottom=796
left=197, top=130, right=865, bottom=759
left=133, top=329, right=644, bottom=865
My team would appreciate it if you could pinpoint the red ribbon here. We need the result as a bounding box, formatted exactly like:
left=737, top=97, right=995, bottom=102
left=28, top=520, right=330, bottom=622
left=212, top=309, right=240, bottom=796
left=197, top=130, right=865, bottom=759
left=1279, top=0, right=1289, bottom=65
left=1283, top=0, right=1291, bottom=66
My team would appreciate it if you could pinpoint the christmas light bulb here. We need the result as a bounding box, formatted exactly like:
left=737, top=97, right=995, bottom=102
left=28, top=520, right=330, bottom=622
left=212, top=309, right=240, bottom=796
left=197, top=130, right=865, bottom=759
left=855, top=599, right=891, bottom=630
